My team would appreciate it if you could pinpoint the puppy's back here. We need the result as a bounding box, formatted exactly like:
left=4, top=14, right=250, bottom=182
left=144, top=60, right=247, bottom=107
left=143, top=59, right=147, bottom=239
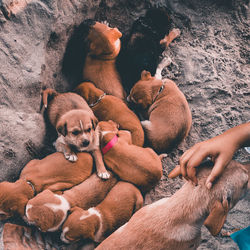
left=47, top=92, right=90, bottom=126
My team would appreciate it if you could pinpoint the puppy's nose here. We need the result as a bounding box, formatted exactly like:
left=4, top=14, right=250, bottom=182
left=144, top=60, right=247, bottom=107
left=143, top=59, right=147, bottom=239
left=81, top=140, right=90, bottom=147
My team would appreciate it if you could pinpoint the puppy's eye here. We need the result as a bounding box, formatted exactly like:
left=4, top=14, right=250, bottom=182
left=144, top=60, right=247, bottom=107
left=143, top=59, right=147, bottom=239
left=85, top=127, right=91, bottom=133
left=72, top=130, right=80, bottom=136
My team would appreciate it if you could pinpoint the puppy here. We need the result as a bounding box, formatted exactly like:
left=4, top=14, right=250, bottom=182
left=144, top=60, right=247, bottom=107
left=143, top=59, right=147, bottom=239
left=25, top=172, right=117, bottom=232
left=61, top=181, right=143, bottom=244
left=75, top=81, right=144, bottom=147
left=127, top=70, right=192, bottom=153
left=96, top=160, right=249, bottom=250
left=0, top=152, right=93, bottom=219
left=117, top=7, right=180, bottom=92
left=41, top=88, right=109, bottom=179
left=97, top=120, right=163, bottom=194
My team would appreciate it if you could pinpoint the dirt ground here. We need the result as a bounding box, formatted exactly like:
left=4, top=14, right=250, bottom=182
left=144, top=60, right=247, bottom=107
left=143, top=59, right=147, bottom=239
left=0, top=0, right=249, bottom=249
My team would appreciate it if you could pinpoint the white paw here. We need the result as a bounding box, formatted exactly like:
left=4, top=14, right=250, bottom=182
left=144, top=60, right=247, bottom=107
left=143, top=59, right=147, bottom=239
left=141, top=120, right=152, bottom=129
left=172, top=28, right=181, bottom=37
left=64, top=153, right=78, bottom=162
left=101, top=20, right=110, bottom=27
left=97, top=171, right=110, bottom=180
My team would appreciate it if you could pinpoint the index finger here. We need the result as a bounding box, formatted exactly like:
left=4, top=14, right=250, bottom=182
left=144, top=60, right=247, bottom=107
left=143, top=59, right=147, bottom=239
left=168, top=165, right=181, bottom=178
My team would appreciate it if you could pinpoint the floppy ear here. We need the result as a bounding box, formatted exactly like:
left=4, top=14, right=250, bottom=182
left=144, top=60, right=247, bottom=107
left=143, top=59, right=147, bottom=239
left=91, top=116, right=98, bottom=130
left=204, top=199, right=229, bottom=236
left=141, top=70, right=152, bottom=80
left=57, top=122, right=67, bottom=137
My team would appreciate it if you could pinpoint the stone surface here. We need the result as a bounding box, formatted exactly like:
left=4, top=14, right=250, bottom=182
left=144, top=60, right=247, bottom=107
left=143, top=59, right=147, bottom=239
left=0, top=0, right=249, bottom=249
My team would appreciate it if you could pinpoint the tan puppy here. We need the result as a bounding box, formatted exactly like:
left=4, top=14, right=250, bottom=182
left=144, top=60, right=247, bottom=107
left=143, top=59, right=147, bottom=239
left=0, top=152, right=93, bottom=220
left=25, top=172, right=117, bottom=232
left=96, top=161, right=249, bottom=250
left=127, top=70, right=192, bottom=153
left=97, top=120, right=163, bottom=194
left=83, top=21, right=126, bottom=100
left=42, top=88, right=109, bottom=179
left=61, top=181, right=143, bottom=244
left=75, top=82, right=144, bottom=147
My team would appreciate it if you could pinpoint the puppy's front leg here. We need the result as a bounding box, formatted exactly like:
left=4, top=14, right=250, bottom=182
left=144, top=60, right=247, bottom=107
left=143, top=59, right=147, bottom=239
left=54, top=136, right=78, bottom=162
left=160, top=28, right=181, bottom=47
left=92, top=149, right=110, bottom=179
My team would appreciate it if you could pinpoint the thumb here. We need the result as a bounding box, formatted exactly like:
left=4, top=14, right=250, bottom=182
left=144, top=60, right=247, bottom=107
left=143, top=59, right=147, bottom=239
left=205, top=156, right=228, bottom=189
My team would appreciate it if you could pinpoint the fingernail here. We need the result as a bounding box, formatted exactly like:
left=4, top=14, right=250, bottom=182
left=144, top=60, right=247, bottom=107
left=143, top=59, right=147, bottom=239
left=206, top=182, right=212, bottom=190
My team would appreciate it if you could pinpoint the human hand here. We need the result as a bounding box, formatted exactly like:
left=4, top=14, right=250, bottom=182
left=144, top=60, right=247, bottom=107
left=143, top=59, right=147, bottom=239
left=168, top=133, right=237, bottom=189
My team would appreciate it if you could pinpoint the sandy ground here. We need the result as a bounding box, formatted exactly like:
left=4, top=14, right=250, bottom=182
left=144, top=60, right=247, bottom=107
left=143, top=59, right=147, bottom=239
left=0, top=0, right=249, bottom=249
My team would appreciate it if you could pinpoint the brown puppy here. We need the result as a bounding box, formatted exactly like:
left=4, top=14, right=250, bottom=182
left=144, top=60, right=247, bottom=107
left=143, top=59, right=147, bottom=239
left=96, top=161, right=248, bottom=250
left=42, top=88, right=109, bottom=179
left=25, top=172, right=117, bottom=232
left=127, top=70, right=192, bottom=153
left=97, top=120, right=163, bottom=194
left=0, top=152, right=92, bottom=220
left=61, top=181, right=143, bottom=244
left=83, top=21, right=126, bottom=100
left=75, top=82, right=144, bottom=147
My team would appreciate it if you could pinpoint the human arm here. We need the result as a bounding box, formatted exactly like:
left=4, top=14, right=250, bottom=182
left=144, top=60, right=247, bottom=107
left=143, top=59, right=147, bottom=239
left=168, top=122, right=250, bottom=189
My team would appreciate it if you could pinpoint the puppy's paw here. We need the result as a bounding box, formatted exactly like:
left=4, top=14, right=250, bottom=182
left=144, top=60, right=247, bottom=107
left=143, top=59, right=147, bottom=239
left=141, top=120, right=152, bottom=130
left=172, top=28, right=181, bottom=38
left=97, top=171, right=110, bottom=180
left=64, top=153, right=78, bottom=162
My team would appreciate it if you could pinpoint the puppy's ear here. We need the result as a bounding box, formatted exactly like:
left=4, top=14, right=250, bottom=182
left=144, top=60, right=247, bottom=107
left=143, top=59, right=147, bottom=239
left=204, top=199, right=229, bottom=236
left=108, top=120, right=119, bottom=128
left=91, top=116, right=98, bottom=130
left=141, top=70, right=152, bottom=80
left=57, top=122, right=67, bottom=137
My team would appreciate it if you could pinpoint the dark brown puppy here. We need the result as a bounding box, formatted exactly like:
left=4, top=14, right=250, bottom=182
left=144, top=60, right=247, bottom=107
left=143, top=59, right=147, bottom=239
left=75, top=82, right=144, bottom=147
left=128, top=71, right=192, bottom=153
left=41, top=88, right=109, bottom=179
left=0, top=152, right=93, bottom=219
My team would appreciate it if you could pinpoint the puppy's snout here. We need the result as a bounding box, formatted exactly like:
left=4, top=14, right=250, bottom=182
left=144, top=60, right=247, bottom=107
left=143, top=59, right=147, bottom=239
left=81, top=140, right=90, bottom=147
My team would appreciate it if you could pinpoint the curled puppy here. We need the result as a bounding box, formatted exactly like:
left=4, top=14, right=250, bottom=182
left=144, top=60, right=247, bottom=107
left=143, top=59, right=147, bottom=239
left=127, top=71, right=192, bottom=153
left=24, top=172, right=117, bottom=232
left=75, top=81, right=144, bottom=147
left=96, top=161, right=249, bottom=250
left=61, top=181, right=143, bottom=244
left=0, top=152, right=92, bottom=220
left=41, top=88, right=109, bottom=179
left=97, top=120, right=163, bottom=194
left=117, top=7, right=180, bottom=92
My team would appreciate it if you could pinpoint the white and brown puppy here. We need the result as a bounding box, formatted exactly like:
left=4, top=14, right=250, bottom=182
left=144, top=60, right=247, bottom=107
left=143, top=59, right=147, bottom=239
left=97, top=120, right=163, bottom=194
left=75, top=82, right=144, bottom=147
left=96, top=160, right=249, bottom=250
left=127, top=70, right=192, bottom=153
left=41, top=88, right=109, bottom=179
left=0, top=152, right=92, bottom=220
left=25, top=172, right=117, bottom=232
left=61, top=181, right=143, bottom=244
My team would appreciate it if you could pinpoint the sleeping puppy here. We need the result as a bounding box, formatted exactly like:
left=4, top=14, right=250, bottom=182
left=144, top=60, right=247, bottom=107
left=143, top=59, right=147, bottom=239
left=41, top=88, right=109, bottom=179
left=97, top=120, right=163, bottom=194
left=0, top=152, right=93, bottom=219
left=96, top=161, right=249, bottom=250
left=60, top=181, right=143, bottom=244
left=83, top=21, right=126, bottom=100
left=75, top=82, right=144, bottom=147
left=24, top=172, right=117, bottom=232
left=117, top=7, right=180, bottom=92
left=127, top=70, right=192, bottom=153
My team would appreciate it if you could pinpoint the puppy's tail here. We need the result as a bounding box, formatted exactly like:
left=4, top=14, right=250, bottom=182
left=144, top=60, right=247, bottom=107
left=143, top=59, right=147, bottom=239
left=40, top=87, right=58, bottom=110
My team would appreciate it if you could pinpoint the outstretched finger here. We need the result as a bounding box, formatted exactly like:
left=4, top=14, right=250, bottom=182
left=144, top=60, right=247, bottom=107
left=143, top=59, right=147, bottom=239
left=168, top=165, right=181, bottom=178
